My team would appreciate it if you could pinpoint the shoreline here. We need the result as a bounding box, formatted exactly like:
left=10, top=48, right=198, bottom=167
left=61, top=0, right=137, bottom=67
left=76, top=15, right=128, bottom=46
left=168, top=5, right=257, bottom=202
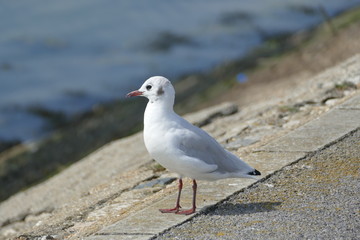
left=1, top=6, right=360, bottom=203
left=4, top=46, right=359, bottom=240
left=4, top=1, right=357, bottom=145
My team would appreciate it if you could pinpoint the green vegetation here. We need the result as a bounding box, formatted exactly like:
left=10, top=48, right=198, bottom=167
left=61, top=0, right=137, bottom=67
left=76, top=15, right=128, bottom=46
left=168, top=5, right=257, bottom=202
left=334, top=81, right=357, bottom=91
left=278, top=105, right=300, bottom=114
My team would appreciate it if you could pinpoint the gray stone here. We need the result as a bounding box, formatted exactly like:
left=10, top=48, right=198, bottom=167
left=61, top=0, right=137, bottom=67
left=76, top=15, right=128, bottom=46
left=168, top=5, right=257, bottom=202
left=183, top=102, right=238, bottom=127
left=259, top=107, right=360, bottom=152
left=336, top=93, right=360, bottom=109
left=224, top=137, right=260, bottom=149
left=133, top=178, right=177, bottom=190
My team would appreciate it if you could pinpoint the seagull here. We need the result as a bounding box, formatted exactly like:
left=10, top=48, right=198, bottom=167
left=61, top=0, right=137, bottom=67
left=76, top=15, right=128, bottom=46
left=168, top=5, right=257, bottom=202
left=126, top=76, right=260, bottom=215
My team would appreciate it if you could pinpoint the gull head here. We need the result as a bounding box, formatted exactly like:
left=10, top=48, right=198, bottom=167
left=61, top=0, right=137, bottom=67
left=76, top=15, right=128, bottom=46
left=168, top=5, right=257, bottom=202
left=126, top=76, right=175, bottom=105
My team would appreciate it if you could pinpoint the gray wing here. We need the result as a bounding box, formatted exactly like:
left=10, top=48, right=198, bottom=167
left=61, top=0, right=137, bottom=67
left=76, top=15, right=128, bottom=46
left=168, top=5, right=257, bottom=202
left=174, top=116, right=253, bottom=175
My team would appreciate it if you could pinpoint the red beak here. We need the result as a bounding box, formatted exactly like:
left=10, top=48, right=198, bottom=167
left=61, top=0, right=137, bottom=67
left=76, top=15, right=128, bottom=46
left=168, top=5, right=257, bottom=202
left=126, top=90, right=143, bottom=98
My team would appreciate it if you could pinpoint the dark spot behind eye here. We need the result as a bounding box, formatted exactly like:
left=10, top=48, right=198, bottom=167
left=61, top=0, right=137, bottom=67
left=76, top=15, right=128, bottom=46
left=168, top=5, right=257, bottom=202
left=146, top=85, right=152, bottom=90
left=157, top=87, right=164, bottom=95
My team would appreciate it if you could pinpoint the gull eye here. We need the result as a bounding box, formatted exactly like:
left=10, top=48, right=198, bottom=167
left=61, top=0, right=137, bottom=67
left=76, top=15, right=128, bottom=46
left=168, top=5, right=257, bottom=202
left=146, top=85, right=152, bottom=90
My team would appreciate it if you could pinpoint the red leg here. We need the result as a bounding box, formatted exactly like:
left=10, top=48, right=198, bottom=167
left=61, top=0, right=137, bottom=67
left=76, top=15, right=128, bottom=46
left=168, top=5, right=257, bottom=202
left=176, top=179, right=197, bottom=215
left=159, top=178, right=183, bottom=213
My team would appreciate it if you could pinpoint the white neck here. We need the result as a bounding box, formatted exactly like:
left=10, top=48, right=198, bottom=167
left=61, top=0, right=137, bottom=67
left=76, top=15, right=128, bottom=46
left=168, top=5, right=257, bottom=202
left=144, top=99, right=175, bottom=126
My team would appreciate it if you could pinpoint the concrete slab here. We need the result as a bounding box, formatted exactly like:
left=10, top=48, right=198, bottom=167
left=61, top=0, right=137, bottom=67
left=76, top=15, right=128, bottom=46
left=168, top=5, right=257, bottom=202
left=86, top=234, right=152, bottom=240
left=336, top=93, right=360, bottom=109
left=86, top=151, right=306, bottom=239
left=86, top=93, right=360, bottom=240
left=258, top=108, right=360, bottom=152
left=243, top=151, right=308, bottom=175
left=90, top=179, right=251, bottom=238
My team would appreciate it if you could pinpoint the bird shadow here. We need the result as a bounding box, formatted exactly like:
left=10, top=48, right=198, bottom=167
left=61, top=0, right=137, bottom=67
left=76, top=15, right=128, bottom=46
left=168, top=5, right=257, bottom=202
left=201, top=201, right=282, bottom=216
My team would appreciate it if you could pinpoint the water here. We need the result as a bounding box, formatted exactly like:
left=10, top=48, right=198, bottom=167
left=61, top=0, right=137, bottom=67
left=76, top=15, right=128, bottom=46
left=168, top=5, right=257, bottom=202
left=1, top=0, right=359, bottom=141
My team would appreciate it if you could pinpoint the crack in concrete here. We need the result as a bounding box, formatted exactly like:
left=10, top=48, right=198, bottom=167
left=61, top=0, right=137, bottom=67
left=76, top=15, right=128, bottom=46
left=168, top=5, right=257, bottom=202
left=71, top=175, right=159, bottom=222
left=1, top=207, right=54, bottom=228
left=95, top=232, right=155, bottom=236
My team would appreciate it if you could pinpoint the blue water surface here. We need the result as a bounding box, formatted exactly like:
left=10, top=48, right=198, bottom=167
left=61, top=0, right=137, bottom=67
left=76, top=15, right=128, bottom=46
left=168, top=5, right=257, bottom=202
left=1, top=0, right=359, bottom=141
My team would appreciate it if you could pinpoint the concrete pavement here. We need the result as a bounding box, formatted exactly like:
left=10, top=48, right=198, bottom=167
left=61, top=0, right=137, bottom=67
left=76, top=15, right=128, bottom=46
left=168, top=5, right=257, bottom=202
left=3, top=55, right=359, bottom=240
left=154, top=128, right=360, bottom=240
left=86, top=92, right=360, bottom=240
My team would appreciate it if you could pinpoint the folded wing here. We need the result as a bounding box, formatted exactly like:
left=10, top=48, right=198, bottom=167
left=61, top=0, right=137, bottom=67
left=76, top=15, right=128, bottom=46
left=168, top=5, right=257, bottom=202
left=173, top=116, right=255, bottom=179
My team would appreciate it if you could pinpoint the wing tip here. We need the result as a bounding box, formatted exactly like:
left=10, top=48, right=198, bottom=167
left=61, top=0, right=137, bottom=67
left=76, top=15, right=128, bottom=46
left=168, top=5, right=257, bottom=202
left=247, top=169, right=261, bottom=176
